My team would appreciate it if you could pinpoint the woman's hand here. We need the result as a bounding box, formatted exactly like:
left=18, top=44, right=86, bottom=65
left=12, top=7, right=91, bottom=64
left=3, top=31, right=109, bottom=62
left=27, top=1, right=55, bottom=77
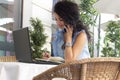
left=42, top=52, right=51, bottom=60
left=64, top=25, right=73, bottom=43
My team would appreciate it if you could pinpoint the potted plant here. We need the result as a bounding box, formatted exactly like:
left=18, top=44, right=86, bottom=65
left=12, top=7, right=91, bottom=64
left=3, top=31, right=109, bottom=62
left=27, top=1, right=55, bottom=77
left=29, top=17, right=50, bottom=59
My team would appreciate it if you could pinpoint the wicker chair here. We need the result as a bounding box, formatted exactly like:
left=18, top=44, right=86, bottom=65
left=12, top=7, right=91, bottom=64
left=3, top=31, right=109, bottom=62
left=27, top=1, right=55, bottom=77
left=33, top=57, right=120, bottom=80
left=0, top=56, right=16, bottom=62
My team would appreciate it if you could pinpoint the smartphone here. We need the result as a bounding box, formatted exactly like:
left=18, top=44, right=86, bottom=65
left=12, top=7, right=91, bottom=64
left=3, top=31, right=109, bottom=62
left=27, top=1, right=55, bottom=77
left=63, top=28, right=67, bottom=33
left=63, top=24, right=67, bottom=33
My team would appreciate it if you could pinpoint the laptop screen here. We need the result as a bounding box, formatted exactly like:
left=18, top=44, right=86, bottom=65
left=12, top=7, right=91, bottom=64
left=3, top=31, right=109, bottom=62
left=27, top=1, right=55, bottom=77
left=12, top=27, right=32, bottom=62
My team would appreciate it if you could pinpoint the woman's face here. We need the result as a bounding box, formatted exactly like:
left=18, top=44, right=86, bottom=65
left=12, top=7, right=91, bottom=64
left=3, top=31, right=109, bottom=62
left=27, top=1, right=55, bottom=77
left=53, top=12, right=65, bottom=29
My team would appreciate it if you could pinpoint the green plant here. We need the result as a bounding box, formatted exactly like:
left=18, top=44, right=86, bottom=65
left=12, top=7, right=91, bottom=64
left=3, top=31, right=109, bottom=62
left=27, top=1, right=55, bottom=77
left=80, top=0, right=98, bottom=27
left=101, top=20, right=120, bottom=57
left=29, top=17, right=48, bottom=59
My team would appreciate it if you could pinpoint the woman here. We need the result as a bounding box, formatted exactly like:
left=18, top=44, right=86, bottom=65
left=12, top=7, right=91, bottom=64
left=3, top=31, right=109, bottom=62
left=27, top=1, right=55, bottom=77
left=52, top=1, right=91, bottom=62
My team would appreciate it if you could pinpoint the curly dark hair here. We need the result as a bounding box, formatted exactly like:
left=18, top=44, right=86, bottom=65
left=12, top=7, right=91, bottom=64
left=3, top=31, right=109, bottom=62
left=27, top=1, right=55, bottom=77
left=54, top=0, right=91, bottom=41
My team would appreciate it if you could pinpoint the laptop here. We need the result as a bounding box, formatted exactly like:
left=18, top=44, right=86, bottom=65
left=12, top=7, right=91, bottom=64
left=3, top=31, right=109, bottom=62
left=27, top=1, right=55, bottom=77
left=12, top=27, right=63, bottom=65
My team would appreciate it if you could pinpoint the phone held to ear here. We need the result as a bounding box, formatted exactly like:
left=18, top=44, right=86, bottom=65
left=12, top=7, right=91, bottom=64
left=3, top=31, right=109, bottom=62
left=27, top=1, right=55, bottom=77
left=63, top=25, right=67, bottom=33
left=63, top=28, right=67, bottom=33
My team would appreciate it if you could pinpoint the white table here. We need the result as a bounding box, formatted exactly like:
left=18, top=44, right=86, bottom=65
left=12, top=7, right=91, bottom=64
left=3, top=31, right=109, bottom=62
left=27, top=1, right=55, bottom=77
left=0, top=62, right=56, bottom=80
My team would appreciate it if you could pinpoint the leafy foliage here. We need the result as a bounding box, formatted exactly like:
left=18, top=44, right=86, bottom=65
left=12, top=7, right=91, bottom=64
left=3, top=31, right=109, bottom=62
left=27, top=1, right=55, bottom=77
left=80, top=0, right=98, bottom=27
left=29, top=17, right=48, bottom=59
left=101, top=20, right=120, bottom=57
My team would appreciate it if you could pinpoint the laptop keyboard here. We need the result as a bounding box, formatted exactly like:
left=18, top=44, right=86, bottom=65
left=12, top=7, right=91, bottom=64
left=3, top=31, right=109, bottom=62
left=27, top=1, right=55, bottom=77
left=33, top=59, right=64, bottom=65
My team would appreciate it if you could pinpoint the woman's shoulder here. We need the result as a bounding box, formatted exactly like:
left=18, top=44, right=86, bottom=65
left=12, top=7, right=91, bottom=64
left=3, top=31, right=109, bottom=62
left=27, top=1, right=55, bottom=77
left=78, top=31, right=86, bottom=38
left=74, top=30, right=87, bottom=41
left=75, top=30, right=86, bottom=36
left=79, top=30, right=85, bottom=33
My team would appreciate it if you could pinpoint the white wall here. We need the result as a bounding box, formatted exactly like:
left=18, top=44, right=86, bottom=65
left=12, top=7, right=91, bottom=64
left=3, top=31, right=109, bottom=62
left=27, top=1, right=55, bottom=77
left=22, top=0, right=32, bottom=27
left=22, top=0, right=53, bottom=53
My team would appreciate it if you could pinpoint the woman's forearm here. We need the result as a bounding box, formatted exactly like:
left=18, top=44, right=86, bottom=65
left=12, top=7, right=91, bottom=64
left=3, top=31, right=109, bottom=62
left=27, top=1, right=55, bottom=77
left=64, top=46, right=74, bottom=62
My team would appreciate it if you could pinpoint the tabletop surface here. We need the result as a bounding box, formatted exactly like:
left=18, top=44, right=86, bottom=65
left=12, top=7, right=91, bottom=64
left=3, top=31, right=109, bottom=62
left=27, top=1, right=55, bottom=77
left=0, top=62, right=56, bottom=80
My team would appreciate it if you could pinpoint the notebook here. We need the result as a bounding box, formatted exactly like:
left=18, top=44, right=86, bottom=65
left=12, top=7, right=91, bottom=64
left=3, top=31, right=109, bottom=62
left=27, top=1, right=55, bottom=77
left=12, top=27, right=64, bottom=65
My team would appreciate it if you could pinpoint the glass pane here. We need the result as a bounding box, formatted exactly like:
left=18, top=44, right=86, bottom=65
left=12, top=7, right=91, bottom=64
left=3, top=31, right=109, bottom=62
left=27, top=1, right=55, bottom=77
left=0, top=0, right=22, bottom=56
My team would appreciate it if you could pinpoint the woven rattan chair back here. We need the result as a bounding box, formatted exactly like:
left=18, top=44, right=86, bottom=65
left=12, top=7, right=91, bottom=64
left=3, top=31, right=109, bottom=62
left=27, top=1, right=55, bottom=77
left=0, top=56, right=16, bottom=62
left=33, top=57, right=120, bottom=80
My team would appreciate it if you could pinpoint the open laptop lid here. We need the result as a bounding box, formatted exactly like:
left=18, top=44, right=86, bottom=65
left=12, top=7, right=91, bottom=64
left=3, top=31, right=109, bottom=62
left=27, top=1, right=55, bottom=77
left=12, top=27, right=32, bottom=62
left=13, top=27, right=64, bottom=65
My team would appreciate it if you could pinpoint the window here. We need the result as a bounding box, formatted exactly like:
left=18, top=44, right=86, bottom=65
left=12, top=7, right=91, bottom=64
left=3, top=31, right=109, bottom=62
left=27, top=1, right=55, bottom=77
left=0, top=0, right=23, bottom=56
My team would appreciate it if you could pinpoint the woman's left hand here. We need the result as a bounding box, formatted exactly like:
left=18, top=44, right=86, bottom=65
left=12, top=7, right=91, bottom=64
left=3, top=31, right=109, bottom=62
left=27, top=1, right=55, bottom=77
left=64, top=25, right=73, bottom=43
left=42, top=52, right=51, bottom=60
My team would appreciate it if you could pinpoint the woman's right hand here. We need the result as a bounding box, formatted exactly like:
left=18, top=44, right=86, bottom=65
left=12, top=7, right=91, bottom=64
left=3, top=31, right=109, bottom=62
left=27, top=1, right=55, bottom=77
left=63, top=25, right=73, bottom=43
